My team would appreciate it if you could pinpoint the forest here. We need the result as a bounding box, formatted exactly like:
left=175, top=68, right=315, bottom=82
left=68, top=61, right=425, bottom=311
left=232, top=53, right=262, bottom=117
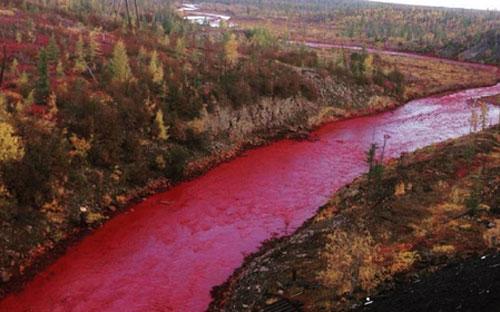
left=196, top=0, right=500, bottom=64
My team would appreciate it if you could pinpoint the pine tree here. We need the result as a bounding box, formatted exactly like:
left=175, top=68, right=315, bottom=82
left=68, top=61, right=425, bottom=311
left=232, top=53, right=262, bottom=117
left=223, top=33, right=239, bottom=66
left=110, top=40, right=132, bottom=83
left=35, top=49, right=50, bottom=105
left=154, top=109, right=169, bottom=141
left=479, top=100, right=489, bottom=130
left=364, top=54, right=374, bottom=78
left=88, top=30, right=100, bottom=63
left=148, top=50, right=164, bottom=84
left=46, top=34, right=60, bottom=63
left=175, top=37, right=186, bottom=56
left=0, top=121, right=24, bottom=162
left=470, top=108, right=478, bottom=133
left=74, top=35, right=87, bottom=73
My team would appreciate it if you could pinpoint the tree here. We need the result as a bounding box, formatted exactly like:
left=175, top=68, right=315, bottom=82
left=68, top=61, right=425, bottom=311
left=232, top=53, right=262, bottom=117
left=364, top=54, right=374, bottom=78
left=148, top=50, right=164, bottom=84
left=35, top=49, right=50, bottom=105
left=0, top=122, right=24, bottom=162
left=46, top=34, right=60, bottom=63
left=224, top=33, right=239, bottom=66
left=175, top=37, right=186, bottom=56
left=366, top=143, right=378, bottom=173
left=470, top=108, right=478, bottom=133
left=74, top=35, right=87, bottom=73
left=154, top=109, right=169, bottom=141
left=124, top=0, right=132, bottom=30
left=88, top=30, right=101, bottom=64
left=110, top=40, right=132, bottom=83
left=479, top=100, right=489, bottom=130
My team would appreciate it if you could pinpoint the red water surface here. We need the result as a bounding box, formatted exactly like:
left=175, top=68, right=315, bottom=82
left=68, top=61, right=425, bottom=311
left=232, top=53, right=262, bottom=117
left=1, top=84, right=499, bottom=312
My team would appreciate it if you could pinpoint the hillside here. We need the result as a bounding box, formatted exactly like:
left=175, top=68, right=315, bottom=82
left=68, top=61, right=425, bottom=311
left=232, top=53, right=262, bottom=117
left=195, top=0, right=500, bottom=64
left=209, top=126, right=500, bottom=311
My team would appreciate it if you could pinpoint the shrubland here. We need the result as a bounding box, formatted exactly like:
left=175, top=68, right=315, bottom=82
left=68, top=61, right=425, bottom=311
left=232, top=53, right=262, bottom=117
left=196, top=0, right=500, bottom=64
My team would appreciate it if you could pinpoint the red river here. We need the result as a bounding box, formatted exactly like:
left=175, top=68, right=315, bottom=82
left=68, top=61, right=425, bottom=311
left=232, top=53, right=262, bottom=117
left=1, top=83, right=500, bottom=312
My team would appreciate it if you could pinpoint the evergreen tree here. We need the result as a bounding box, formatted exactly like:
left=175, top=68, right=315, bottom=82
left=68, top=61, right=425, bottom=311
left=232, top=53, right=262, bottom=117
left=35, top=49, right=50, bottom=105
left=154, top=109, right=169, bottom=141
left=110, top=40, right=132, bottom=83
left=0, top=121, right=24, bottom=162
left=46, top=34, right=60, bottom=63
left=88, top=30, right=100, bottom=63
left=148, top=50, right=164, bottom=84
left=223, top=33, right=239, bottom=66
left=479, top=100, right=489, bottom=130
left=175, top=37, right=186, bottom=56
left=74, top=35, right=86, bottom=73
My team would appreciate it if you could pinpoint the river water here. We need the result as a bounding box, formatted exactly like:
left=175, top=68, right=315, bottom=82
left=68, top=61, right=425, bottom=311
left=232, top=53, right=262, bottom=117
left=1, top=83, right=499, bottom=311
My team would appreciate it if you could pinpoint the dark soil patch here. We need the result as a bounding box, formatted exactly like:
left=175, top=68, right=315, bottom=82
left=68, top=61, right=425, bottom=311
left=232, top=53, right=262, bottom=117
left=356, top=253, right=500, bottom=312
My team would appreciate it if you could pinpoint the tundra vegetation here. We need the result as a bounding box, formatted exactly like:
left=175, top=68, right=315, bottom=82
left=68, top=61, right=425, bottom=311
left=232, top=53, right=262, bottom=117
left=196, top=0, right=500, bottom=64
left=0, top=0, right=498, bottom=298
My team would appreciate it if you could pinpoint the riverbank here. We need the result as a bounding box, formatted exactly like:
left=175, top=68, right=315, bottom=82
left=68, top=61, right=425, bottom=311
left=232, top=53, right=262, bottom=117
left=1, top=79, right=499, bottom=311
left=209, top=126, right=500, bottom=312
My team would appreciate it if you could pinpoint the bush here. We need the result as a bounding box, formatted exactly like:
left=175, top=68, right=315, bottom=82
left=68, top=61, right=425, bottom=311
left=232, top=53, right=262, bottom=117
left=165, top=145, right=190, bottom=182
left=2, top=126, right=69, bottom=208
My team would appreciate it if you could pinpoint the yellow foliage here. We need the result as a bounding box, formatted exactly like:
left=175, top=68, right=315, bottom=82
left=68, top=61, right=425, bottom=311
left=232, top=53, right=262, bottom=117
left=155, top=154, right=166, bottom=169
left=149, top=50, right=164, bottom=84
left=69, top=133, right=92, bottom=158
left=110, top=40, right=132, bottom=83
left=154, top=109, right=169, bottom=141
left=86, top=211, right=105, bottom=224
left=364, top=54, right=374, bottom=78
left=115, top=195, right=127, bottom=205
left=0, top=122, right=24, bottom=162
left=41, top=200, right=66, bottom=224
left=368, top=95, right=392, bottom=110
left=431, top=245, right=456, bottom=255
left=0, top=9, right=15, bottom=16
left=187, top=117, right=206, bottom=135
left=318, top=229, right=381, bottom=295
left=394, top=182, right=405, bottom=196
left=387, top=250, right=420, bottom=275
left=224, top=33, right=239, bottom=65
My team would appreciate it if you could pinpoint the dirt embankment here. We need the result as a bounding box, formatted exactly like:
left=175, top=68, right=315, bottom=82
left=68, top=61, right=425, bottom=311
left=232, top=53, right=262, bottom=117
left=209, top=127, right=500, bottom=312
